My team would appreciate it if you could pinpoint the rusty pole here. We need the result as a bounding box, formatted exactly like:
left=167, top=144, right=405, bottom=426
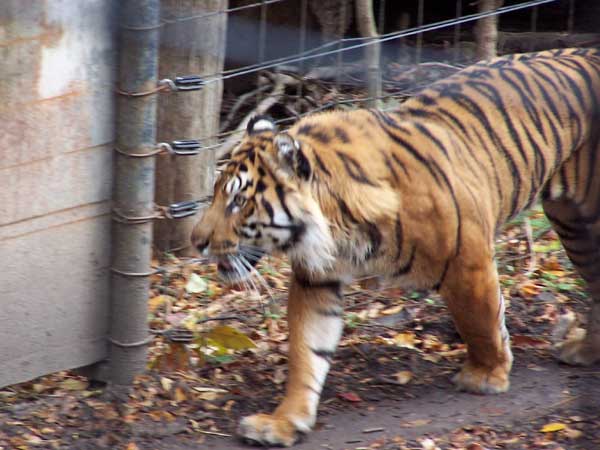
left=109, top=0, right=160, bottom=386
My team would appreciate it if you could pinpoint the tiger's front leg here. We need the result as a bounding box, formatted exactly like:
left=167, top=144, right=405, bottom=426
left=238, top=276, right=344, bottom=446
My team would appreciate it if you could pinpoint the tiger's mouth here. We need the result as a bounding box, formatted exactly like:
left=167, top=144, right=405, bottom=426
left=215, top=248, right=265, bottom=283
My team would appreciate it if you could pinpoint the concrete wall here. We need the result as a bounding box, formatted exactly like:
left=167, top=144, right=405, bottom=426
left=0, top=0, right=117, bottom=387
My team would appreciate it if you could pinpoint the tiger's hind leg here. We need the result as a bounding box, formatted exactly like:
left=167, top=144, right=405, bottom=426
left=542, top=196, right=600, bottom=366
left=439, top=256, right=513, bottom=394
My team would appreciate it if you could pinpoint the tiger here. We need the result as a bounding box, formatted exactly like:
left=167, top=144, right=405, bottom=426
left=191, top=48, right=600, bottom=446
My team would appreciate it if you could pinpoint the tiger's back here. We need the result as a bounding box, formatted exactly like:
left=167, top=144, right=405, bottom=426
left=192, top=48, right=600, bottom=446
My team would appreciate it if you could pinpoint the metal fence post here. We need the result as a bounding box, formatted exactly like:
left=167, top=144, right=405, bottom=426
left=109, top=0, right=161, bottom=386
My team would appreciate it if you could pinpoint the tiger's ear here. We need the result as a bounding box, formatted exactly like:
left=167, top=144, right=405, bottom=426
left=247, top=115, right=277, bottom=135
left=274, top=132, right=311, bottom=180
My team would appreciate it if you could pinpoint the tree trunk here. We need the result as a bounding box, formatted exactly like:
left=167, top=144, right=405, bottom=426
left=355, top=0, right=381, bottom=107
left=475, top=0, right=503, bottom=61
left=155, top=0, right=228, bottom=255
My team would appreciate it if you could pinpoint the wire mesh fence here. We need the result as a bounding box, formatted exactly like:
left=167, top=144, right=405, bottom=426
left=148, top=0, right=583, bottom=158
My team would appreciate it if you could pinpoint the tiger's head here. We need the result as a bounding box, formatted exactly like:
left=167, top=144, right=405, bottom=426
left=191, top=116, right=335, bottom=282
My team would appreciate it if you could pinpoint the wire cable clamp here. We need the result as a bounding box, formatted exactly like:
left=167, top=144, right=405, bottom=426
left=114, top=140, right=202, bottom=158
left=159, top=75, right=204, bottom=92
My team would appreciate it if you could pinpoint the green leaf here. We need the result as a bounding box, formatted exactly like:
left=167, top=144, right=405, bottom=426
left=557, top=283, right=574, bottom=292
left=204, top=325, right=256, bottom=351
left=185, top=273, right=208, bottom=294
left=59, top=379, right=89, bottom=391
left=206, top=354, right=235, bottom=364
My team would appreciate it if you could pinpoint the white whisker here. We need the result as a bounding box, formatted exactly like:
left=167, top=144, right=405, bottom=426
left=239, top=245, right=265, bottom=257
left=239, top=251, right=262, bottom=262
left=239, top=254, right=275, bottom=304
left=230, top=255, right=256, bottom=293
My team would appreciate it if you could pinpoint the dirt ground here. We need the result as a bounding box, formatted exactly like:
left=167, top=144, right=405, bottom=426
left=203, top=356, right=600, bottom=450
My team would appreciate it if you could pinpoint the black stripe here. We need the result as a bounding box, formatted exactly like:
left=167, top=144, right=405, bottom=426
left=500, top=68, right=547, bottom=145
left=311, top=348, right=334, bottom=362
left=394, top=215, right=404, bottom=261
left=467, top=80, right=530, bottom=169
left=255, top=179, right=267, bottom=192
left=503, top=66, right=536, bottom=98
left=333, top=126, right=350, bottom=143
left=568, top=252, right=600, bottom=269
left=563, top=244, right=598, bottom=257
left=314, top=152, right=332, bottom=177
left=451, top=92, right=521, bottom=218
left=374, top=114, right=462, bottom=254
left=371, top=114, right=441, bottom=186
left=550, top=59, right=586, bottom=106
left=261, top=198, right=274, bottom=221
left=581, top=204, right=600, bottom=225
left=418, top=94, right=437, bottom=106
left=583, top=127, right=600, bottom=200
left=390, top=153, right=410, bottom=178
left=431, top=107, right=469, bottom=137
left=275, top=185, right=292, bottom=221
left=362, top=222, right=382, bottom=259
left=413, top=123, right=449, bottom=159
left=295, top=276, right=343, bottom=296
left=298, top=123, right=331, bottom=144
left=432, top=259, right=450, bottom=291
left=536, top=60, right=583, bottom=147
left=430, top=163, right=463, bottom=257
left=379, top=149, right=400, bottom=183
left=336, top=151, right=376, bottom=186
left=394, top=245, right=416, bottom=277
left=544, top=212, right=582, bottom=235
left=257, top=153, right=276, bottom=179
left=304, top=383, right=321, bottom=395
left=338, top=197, right=359, bottom=224
left=557, top=57, right=600, bottom=200
left=528, top=64, right=564, bottom=130
left=316, top=307, right=343, bottom=318
left=426, top=107, right=504, bottom=209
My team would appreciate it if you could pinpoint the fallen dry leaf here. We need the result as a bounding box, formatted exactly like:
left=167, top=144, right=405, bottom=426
left=337, top=391, right=362, bottom=403
left=420, top=437, right=440, bottom=450
left=381, top=304, right=404, bottom=315
left=394, top=370, right=413, bottom=385
left=511, top=335, right=548, bottom=348
left=174, top=387, right=187, bottom=403
left=402, top=418, right=432, bottom=428
left=59, top=379, right=89, bottom=391
left=466, top=444, right=487, bottom=450
left=160, top=377, right=174, bottom=392
left=185, top=273, right=208, bottom=294
left=393, top=332, right=417, bottom=349
left=148, top=295, right=173, bottom=313
left=540, top=422, right=566, bottom=432
left=519, top=280, right=541, bottom=298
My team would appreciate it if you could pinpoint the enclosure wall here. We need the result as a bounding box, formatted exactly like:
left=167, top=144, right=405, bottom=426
left=0, top=0, right=117, bottom=387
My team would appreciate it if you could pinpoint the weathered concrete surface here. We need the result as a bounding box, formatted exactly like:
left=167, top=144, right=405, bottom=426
left=0, top=0, right=117, bottom=387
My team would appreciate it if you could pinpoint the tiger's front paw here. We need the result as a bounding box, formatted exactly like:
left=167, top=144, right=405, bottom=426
left=238, top=413, right=302, bottom=447
left=453, top=362, right=510, bottom=394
